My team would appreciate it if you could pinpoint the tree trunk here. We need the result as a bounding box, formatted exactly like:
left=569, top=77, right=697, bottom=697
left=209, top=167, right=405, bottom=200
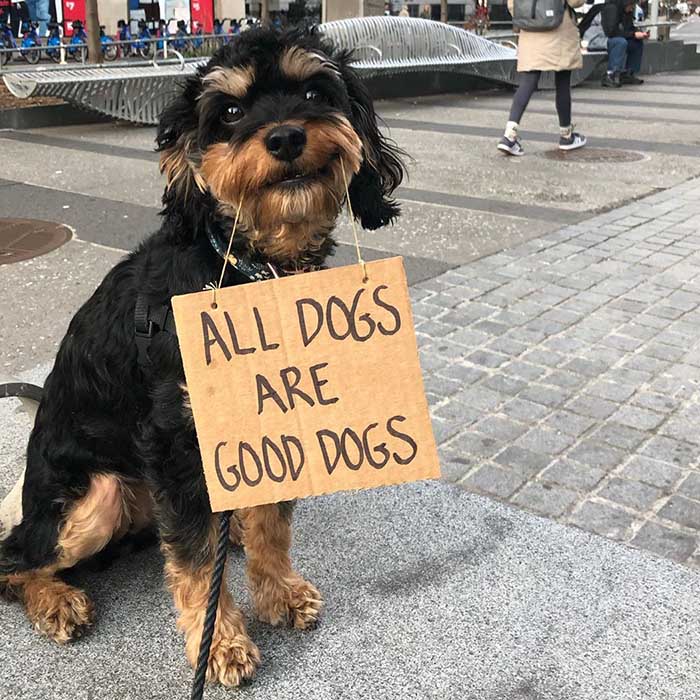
left=85, top=0, right=102, bottom=64
left=260, top=0, right=270, bottom=23
left=440, top=0, right=448, bottom=22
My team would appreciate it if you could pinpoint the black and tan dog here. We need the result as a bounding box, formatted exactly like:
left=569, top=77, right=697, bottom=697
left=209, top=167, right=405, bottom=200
left=0, top=28, right=405, bottom=686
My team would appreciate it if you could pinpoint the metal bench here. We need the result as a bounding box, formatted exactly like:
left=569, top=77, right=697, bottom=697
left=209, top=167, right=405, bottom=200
left=2, top=17, right=604, bottom=125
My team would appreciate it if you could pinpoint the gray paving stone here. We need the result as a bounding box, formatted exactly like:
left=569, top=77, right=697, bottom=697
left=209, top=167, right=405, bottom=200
left=561, top=357, right=609, bottom=378
left=679, top=473, right=700, bottom=501
left=566, top=395, right=618, bottom=420
left=661, top=410, right=700, bottom=446
left=592, top=423, right=649, bottom=451
left=642, top=342, right=687, bottom=363
left=494, top=445, right=552, bottom=478
left=447, top=327, right=490, bottom=348
left=523, top=348, right=566, bottom=368
left=436, top=363, right=487, bottom=385
left=500, top=397, right=551, bottom=423
left=640, top=436, right=698, bottom=468
left=610, top=406, right=665, bottom=430
left=467, top=349, right=509, bottom=369
left=502, top=361, right=548, bottom=381
left=542, top=410, right=596, bottom=437
left=515, top=427, right=576, bottom=456
left=587, top=380, right=636, bottom=403
left=423, top=375, right=463, bottom=398
left=631, top=522, right=697, bottom=563
left=541, top=370, right=588, bottom=390
left=598, top=478, right=664, bottom=512
left=448, top=431, right=505, bottom=461
left=473, top=415, right=529, bottom=443
left=481, top=374, right=528, bottom=397
left=462, top=463, right=525, bottom=499
left=541, top=459, right=606, bottom=492
left=511, top=482, right=579, bottom=518
left=622, top=456, right=684, bottom=492
left=567, top=440, right=626, bottom=471
left=569, top=501, right=636, bottom=541
left=454, top=386, right=506, bottom=412
left=486, top=336, right=529, bottom=357
left=630, top=391, right=679, bottom=414
left=519, top=384, right=571, bottom=408
left=659, top=496, right=700, bottom=530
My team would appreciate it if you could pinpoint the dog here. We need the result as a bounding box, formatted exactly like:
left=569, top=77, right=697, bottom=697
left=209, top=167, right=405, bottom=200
left=0, top=27, right=406, bottom=687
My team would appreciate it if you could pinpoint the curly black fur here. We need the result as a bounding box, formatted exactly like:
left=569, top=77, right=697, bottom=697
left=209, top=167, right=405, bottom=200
left=0, top=27, right=406, bottom=577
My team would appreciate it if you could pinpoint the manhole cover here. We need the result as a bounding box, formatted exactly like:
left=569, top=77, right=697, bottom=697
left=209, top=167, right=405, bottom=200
left=0, top=218, right=71, bottom=265
left=541, top=148, right=646, bottom=163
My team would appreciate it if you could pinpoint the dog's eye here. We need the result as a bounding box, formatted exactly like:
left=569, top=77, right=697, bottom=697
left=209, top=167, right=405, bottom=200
left=304, top=89, right=323, bottom=102
left=221, top=105, right=243, bottom=124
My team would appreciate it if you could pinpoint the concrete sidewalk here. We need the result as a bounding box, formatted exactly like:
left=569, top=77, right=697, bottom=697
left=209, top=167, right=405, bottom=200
left=0, top=479, right=698, bottom=700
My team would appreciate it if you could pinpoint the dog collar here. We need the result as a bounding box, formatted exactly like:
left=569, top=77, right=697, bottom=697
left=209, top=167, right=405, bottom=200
left=206, top=220, right=278, bottom=282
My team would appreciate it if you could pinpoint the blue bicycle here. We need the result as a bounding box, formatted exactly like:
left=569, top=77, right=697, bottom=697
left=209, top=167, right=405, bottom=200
left=132, top=20, right=152, bottom=59
left=67, top=20, right=87, bottom=62
left=20, top=22, right=41, bottom=64
left=0, top=21, right=17, bottom=66
left=172, top=19, right=190, bottom=52
left=100, top=25, right=117, bottom=61
left=45, top=22, right=62, bottom=62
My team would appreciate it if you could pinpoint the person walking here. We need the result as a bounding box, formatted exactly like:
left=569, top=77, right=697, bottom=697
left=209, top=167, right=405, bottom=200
left=498, top=0, right=587, bottom=156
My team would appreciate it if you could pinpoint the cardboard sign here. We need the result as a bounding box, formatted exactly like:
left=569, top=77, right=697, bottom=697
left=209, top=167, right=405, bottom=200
left=172, top=257, right=440, bottom=512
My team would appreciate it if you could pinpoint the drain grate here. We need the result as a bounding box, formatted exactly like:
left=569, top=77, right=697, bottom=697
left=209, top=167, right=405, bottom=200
left=0, top=218, right=72, bottom=265
left=541, top=148, right=646, bottom=163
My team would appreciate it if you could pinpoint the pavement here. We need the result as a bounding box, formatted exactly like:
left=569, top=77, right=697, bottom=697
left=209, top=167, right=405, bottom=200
left=2, top=70, right=700, bottom=698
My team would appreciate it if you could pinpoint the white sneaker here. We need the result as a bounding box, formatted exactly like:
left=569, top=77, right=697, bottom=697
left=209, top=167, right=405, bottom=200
left=497, top=136, right=525, bottom=156
left=559, top=132, right=587, bottom=151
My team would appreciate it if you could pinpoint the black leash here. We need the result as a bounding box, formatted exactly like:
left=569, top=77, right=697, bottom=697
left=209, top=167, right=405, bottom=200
left=190, top=509, right=233, bottom=700
left=132, top=220, right=277, bottom=698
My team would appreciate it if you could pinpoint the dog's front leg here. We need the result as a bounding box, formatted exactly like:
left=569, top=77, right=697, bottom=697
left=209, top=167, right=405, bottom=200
left=159, top=503, right=260, bottom=686
left=240, top=502, right=323, bottom=629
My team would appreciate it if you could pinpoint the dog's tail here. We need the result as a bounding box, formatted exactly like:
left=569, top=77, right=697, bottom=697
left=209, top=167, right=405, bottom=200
left=0, top=380, right=43, bottom=591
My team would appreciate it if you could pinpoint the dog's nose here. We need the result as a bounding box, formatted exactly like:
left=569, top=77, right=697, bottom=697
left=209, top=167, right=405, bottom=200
left=265, top=125, right=307, bottom=162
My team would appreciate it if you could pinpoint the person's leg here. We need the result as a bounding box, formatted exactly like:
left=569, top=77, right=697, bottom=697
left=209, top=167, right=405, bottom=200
left=606, top=36, right=628, bottom=73
left=554, top=70, right=572, bottom=127
left=555, top=70, right=587, bottom=150
left=508, top=71, right=541, bottom=125
left=498, top=71, right=540, bottom=154
left=35, top=0, right=50, bottom=36
left=625, top=37, right=644, bottom=74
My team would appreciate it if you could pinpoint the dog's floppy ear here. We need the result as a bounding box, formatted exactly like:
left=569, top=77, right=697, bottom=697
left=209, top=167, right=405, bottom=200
left=156, top=76, right=205, bottom=198
left=340, top=59, right=407, bottom=230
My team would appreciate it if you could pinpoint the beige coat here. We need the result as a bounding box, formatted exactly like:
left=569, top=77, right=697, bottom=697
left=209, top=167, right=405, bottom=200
left=508, top=0, right=585, bottom=72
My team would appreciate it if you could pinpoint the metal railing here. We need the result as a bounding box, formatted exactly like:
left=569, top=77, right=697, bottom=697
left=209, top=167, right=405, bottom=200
left=0, top=31, right=230, bottom=75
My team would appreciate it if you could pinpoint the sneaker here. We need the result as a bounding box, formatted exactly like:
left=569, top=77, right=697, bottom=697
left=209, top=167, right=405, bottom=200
left=620, top=72, right=644, bottom=85
left=497, top=136, right=524, bottom=156
left=559, top=132, right=587, bottom=151
left=601, top=73, right=621, bottom=88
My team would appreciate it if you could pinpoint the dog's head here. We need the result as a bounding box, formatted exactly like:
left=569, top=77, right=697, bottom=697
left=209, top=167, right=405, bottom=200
left=156, top=28, right=406, bottom=267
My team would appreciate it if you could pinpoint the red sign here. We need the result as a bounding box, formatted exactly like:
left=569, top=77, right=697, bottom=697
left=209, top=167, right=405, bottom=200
left=62, top=0, right=85, bottom=35
left=189, top=0, right=213, bottom=33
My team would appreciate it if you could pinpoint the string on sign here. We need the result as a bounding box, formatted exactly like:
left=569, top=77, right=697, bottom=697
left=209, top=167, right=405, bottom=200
left=339, top=156, right=368, bottom=284
left=212, top=194, right=246, bottom=309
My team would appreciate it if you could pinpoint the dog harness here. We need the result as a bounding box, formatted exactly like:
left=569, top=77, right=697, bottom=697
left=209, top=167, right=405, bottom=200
left=134, top=220, right=278, bottom=368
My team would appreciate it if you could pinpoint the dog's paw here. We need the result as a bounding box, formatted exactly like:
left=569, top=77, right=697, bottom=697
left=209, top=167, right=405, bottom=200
left=255, top=577, right=323, bottom=630
left=30, top=584, right=94, bottom=644
left=206, top=633, right=260, bottom=687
